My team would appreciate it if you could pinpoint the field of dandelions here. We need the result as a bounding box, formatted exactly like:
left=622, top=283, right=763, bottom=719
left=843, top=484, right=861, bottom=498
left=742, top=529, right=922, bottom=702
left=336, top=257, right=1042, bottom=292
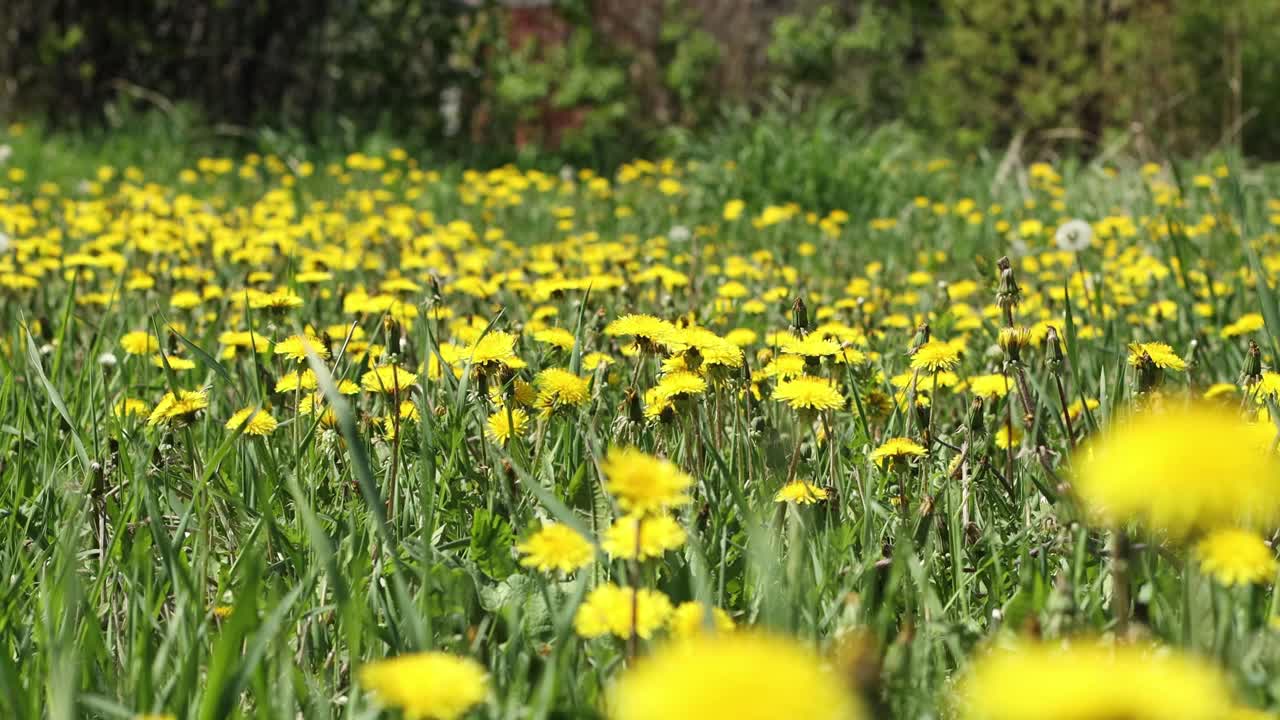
left=5, top=119, right=1280, bottom=720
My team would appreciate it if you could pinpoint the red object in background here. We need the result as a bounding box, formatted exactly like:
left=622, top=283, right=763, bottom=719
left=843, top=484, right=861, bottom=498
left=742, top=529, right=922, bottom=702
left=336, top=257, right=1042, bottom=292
left=506, top=2, right=586, bottom=150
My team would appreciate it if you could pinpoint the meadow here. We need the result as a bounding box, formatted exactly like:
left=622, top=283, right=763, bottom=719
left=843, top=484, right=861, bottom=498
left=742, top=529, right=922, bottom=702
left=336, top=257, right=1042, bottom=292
left=3, top=119, right=1280, bottom=719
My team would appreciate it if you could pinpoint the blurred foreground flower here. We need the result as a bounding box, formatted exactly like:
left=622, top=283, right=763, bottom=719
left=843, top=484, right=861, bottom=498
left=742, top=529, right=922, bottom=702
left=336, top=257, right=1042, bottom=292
left=1073, top=404, right=1280, bottom=537
left=611, top=632, right=864, bottom=720
left=359, top=651, right=488, bottom=720
left=958, top=639, right=1234, bottom=720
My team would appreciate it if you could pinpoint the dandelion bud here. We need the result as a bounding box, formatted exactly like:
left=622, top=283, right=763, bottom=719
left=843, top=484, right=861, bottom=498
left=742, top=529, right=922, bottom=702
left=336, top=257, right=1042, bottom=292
left=966, top=397, right=986, bottom=437
left=998, top=327, right=1029, bottom=363
left=1242, top=340, right=1263, bottom=387
left=996, top=266, right=1021, bottom=312
left=913, top=401, right=930, bottom=430
left=908, top=322, right=931, bottom=356
left=1045, top=326, right=1065, bottom=374
left=791, top=296, right=809, bottom=336
left=625, top=387, right=645, bottom=424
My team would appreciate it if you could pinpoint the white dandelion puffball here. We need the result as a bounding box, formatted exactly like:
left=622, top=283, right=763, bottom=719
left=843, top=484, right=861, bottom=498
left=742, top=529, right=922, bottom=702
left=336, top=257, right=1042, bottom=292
left=1054, top=219, right=1094, bottom=252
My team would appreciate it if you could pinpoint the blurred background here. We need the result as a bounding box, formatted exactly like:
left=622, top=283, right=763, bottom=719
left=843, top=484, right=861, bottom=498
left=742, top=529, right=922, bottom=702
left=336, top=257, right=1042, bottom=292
left=1, top=0, right=1277, bottom=165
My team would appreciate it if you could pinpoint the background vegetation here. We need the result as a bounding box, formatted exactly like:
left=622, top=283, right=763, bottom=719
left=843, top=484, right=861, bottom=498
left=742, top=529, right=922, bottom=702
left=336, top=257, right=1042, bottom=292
left=3, top=1, right=1280, bottom=163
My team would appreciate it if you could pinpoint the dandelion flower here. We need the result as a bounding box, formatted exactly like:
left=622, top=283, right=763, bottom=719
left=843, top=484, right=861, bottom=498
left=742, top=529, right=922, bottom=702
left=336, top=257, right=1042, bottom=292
left=1195, top=528, right=1277, bottom=586
left=151, top=355, right=197, bottom=371
left=611, top=632, right=864, bottom=720
left=274, top=334, right=329, bottom=361
left=601, top=514, right=687, bottom=560
left=516, top=523, right=594, bottom=574
left=910, top=339, right=962, bottom=372
left=225, top=407, right=278, bottom=436
left=966, top=374, right=1011, bottom=399
left=958, top=639, right=1234, bottom=720
left=535, top=368, right=591, bottom=412
left=604, top=314, right=677, bottom=350
left=465, top=330, right=523, bottom=371
left=359, top=651, right=488, bottom=720
left=114, top=397, right=148, bottom=418
left=533, top=327, right=575, bottom=351
left=773, top=481, right=829, bottom=505
left=667, top=601, right=735, bottom=638
left=653, top=370, right=707, bottom=403
left=773, top=376, right=844, bottom=411
left=600, top=447, right=694, bottom=514
left=1074, top=403, right=1280, bottom=536
left=1053, top=219, right=1094, bottom=252
left=486, top=405, right=529, bottom=444
left=870, top=437, right=926, bottom=467
left=780, top=334, right=841, bottom=359
left=1127, top=342, right=1186, bottom=372
left=361, top=365, right=418, bottom=394
left=574, top=584, right=673, bottom=640
left=146, top=389, right=209, bottom=426
left=120, top=330, right=159, bottom=355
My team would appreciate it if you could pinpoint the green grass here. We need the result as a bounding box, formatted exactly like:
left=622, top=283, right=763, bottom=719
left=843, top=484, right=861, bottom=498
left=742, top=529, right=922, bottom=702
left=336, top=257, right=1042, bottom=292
left=2, top=113, right=1280, bottom=719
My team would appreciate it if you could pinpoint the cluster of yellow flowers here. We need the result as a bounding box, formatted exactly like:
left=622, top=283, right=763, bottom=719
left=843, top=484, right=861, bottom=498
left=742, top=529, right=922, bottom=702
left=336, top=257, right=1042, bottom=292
left=8, top=146, right=1280, bottom=720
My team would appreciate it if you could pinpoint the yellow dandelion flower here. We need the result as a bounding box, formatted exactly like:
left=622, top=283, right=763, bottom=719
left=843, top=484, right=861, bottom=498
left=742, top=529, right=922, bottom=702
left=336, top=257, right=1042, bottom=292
left=600, top=447, right=693, bottom=514
left=611, top=632, right=864, bottom=720
left=601, top=514, right=687, bottom=560
left=773, top=376, right=844, bottom=411
left=653, top=370, right=707, bottom=402
left=667, top=601, right=735, bottom=639
left=146, top=389, right=209, bottom=426
left=911, top=339, right=962, bottom=372
left=465, top=330, right=522, bottom=370
left=120, top=330, right=159, bottom=355
left=870, top=437, right=926, bottom=467
left=249, top=289, right=303, bottom=311
left=1074, top=403, right=1280, bottom=536
left=966, top=373, right=1011, bottom=399
left=358, top=652, right=488, bottom=720
left=534, top=368, right=591, bottom=411
left=275, top=370, right=319, bottom=393
left=780, top=334, right=841, bottom=358
left=1195, top=528, right=1277, bottom=586
left=773, top=481, right=829, bottom=505
left=274, top=334, right=329, bottom=361
left=151, top=355, right=197, bottom=371
left=533, top=326, right=575, bottom=351
left=604, top=314, right=677, bottom=349
left=1127, top=341, right=1186, bottom=371
left=113, top=397, right=148, bottom=418
left=574, top=584, right=673, bottom=640
left=1203, top=382, right=1238, bottom=400
left=958, top=639, right=1234, bottom=720
left=486, top=405, right=529, bottom=444
left=516, top=523, right=594, bottom=573
left=361, top=365, right=418, bottom=394
left=224, top=407, right=278, bottom=436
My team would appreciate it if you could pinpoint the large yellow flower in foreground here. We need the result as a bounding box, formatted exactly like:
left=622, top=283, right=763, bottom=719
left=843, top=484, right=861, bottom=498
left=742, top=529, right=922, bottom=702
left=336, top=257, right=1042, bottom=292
left=359, top=651, right=488, bottom=720
left=958, top=639, right=1234, bottom=720
left=611, top=632, right=864, bottom=720
left=600, top=447, right=694, bottom=514
left=1073, top=404, right=1280, bottom=536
